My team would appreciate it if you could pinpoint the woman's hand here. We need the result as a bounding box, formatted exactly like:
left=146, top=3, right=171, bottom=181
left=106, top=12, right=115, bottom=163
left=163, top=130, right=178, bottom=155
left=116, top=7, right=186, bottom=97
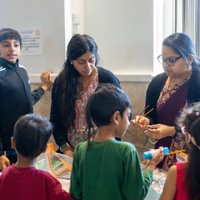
left=64, top=149, right=74, bottom=158
left=131, top=115, right=150, bottom=130
left=61, top=146, right=74, bottom=158
left=144, top=124, right=175, bottom=140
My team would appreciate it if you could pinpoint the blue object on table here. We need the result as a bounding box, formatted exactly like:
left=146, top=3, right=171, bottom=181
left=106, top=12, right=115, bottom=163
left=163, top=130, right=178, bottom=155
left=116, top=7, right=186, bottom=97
left=143, top=147, right=169, bottom=160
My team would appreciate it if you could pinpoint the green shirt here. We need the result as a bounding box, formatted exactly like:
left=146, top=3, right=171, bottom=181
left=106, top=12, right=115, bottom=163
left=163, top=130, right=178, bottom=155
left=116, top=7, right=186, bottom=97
left=70, top=139, right=153, bottom=200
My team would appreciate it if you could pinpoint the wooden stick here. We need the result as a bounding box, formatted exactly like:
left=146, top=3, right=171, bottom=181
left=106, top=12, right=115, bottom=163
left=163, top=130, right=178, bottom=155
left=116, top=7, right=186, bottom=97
left=166, top=150, right=185, bottom=155
left=137, top=105, right=150, bottom=122
left=143, top=108, right=154, bottom=117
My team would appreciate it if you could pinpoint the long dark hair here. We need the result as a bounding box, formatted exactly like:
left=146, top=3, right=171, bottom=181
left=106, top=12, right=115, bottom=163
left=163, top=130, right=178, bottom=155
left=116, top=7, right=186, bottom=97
left=163, top=33, right=200, bottom=69
left=177, top=103, right=200, bottom=200
left=85, top=83, right=131, bottom=147
left=56, top=34, right=99, bottom=130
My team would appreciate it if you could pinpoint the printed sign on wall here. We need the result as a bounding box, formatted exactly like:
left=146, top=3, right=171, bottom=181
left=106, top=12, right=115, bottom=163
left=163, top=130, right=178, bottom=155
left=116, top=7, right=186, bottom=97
left=18, top=27, right=43, bottom=55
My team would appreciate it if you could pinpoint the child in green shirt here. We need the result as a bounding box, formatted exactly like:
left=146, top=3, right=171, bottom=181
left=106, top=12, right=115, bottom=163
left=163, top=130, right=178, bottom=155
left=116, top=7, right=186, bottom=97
left=70, top=83, right=164, bottom=200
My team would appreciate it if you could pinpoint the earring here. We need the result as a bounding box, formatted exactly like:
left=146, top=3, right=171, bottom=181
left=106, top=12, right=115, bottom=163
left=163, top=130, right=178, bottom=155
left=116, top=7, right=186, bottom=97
left=186, top=63, right=192, bottom=69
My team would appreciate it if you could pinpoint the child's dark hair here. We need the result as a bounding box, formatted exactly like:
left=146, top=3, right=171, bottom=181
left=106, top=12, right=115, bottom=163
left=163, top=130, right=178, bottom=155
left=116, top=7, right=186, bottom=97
left=177, top=103, right=200, bottom=200
left=0, top=28, right=22, bottom=47
left=13, top=114, right=52, bottom=158
left=86, top=83, right=131, bottom=145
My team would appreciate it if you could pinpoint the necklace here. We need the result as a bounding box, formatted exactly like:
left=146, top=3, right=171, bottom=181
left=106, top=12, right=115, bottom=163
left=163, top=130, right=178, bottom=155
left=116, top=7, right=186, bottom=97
left=165, top=72, right=192, bottom=89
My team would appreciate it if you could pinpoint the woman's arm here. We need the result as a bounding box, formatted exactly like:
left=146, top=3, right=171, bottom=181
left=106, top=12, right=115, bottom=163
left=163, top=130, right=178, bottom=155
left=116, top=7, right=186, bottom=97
left=160, top=165, right=177, bottom=200
left=145, top=124, right=175, bottom=139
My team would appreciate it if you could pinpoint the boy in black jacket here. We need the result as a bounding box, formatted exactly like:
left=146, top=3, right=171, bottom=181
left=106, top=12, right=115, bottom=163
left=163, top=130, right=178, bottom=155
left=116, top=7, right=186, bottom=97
left=0, top=28, right=52, bottom=171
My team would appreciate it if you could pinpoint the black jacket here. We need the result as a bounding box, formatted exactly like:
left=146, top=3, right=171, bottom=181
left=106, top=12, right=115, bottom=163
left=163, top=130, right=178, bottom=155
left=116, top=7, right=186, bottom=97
left=0, top=58, right=44, bottom=155
left=145, top=67, right=200, bottom=124
left=50, top=66, right=121, bottom=147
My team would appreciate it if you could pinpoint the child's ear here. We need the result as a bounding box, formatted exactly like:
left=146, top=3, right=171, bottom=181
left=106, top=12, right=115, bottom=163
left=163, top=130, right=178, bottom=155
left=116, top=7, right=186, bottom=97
left=112, top=111, right=120, bottom=125
left=11, top=137, right=16, bottom=149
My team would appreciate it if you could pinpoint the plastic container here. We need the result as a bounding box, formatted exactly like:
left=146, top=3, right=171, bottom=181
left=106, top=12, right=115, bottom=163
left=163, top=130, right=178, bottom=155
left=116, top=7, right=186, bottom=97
left=35, top=152, right=73, bottom=179
left=143, top=147, right=169, bottom=160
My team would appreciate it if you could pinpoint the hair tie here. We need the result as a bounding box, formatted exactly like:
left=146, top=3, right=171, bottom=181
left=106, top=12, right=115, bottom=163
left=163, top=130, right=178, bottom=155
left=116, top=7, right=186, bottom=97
left=181, top=126, right=186, bottom=134
left=196, top=112, right=200, bottom=116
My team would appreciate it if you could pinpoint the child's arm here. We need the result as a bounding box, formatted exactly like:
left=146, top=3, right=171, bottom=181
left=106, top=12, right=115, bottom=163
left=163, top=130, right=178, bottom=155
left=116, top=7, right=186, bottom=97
left=140, top=148, right=164, bottom=198
left=31, top=87, right=46, bottom=105
left=46, top=172, right=73, bottom=200
left=121, top=145, right=154, bottom=199
left=70, top=147, right=82, bottom=199
left=160, top=165, right=177, bottom=200
left=145, top=148, right=164, bottom=170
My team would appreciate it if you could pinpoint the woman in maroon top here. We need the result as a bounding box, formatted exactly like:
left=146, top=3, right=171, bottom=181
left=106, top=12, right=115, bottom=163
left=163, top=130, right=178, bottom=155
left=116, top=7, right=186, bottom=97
left=132, top=33, right=200, bottom=170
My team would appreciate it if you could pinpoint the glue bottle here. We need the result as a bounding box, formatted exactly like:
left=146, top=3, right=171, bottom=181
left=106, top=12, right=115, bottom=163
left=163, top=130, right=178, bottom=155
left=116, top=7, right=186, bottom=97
left=143, top=147, right=169, bottom=160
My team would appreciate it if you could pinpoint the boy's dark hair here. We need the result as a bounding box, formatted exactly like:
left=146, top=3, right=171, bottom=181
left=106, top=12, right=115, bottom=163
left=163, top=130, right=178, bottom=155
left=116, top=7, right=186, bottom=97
left=85, top=83, right=131, bottom=143
left=0, top=28, right=22, bottom=47
left=13, top=114, right=52, bottom=158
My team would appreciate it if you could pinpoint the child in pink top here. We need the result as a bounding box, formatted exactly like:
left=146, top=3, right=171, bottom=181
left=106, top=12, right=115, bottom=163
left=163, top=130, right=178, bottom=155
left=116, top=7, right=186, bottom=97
left=161, top=103, right=200, bottom=200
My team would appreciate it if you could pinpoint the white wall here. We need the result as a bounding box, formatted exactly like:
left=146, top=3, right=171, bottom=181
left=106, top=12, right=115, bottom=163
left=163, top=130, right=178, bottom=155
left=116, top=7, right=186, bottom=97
left=84, top=0, right=154, bottom=80
left=71, top=0, right=85, bottom=34
left=0, top=0, right=72, bottom=81
left=1, top=0, right=161, bottom=82
left=71, top=0, right=177, bottom=80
